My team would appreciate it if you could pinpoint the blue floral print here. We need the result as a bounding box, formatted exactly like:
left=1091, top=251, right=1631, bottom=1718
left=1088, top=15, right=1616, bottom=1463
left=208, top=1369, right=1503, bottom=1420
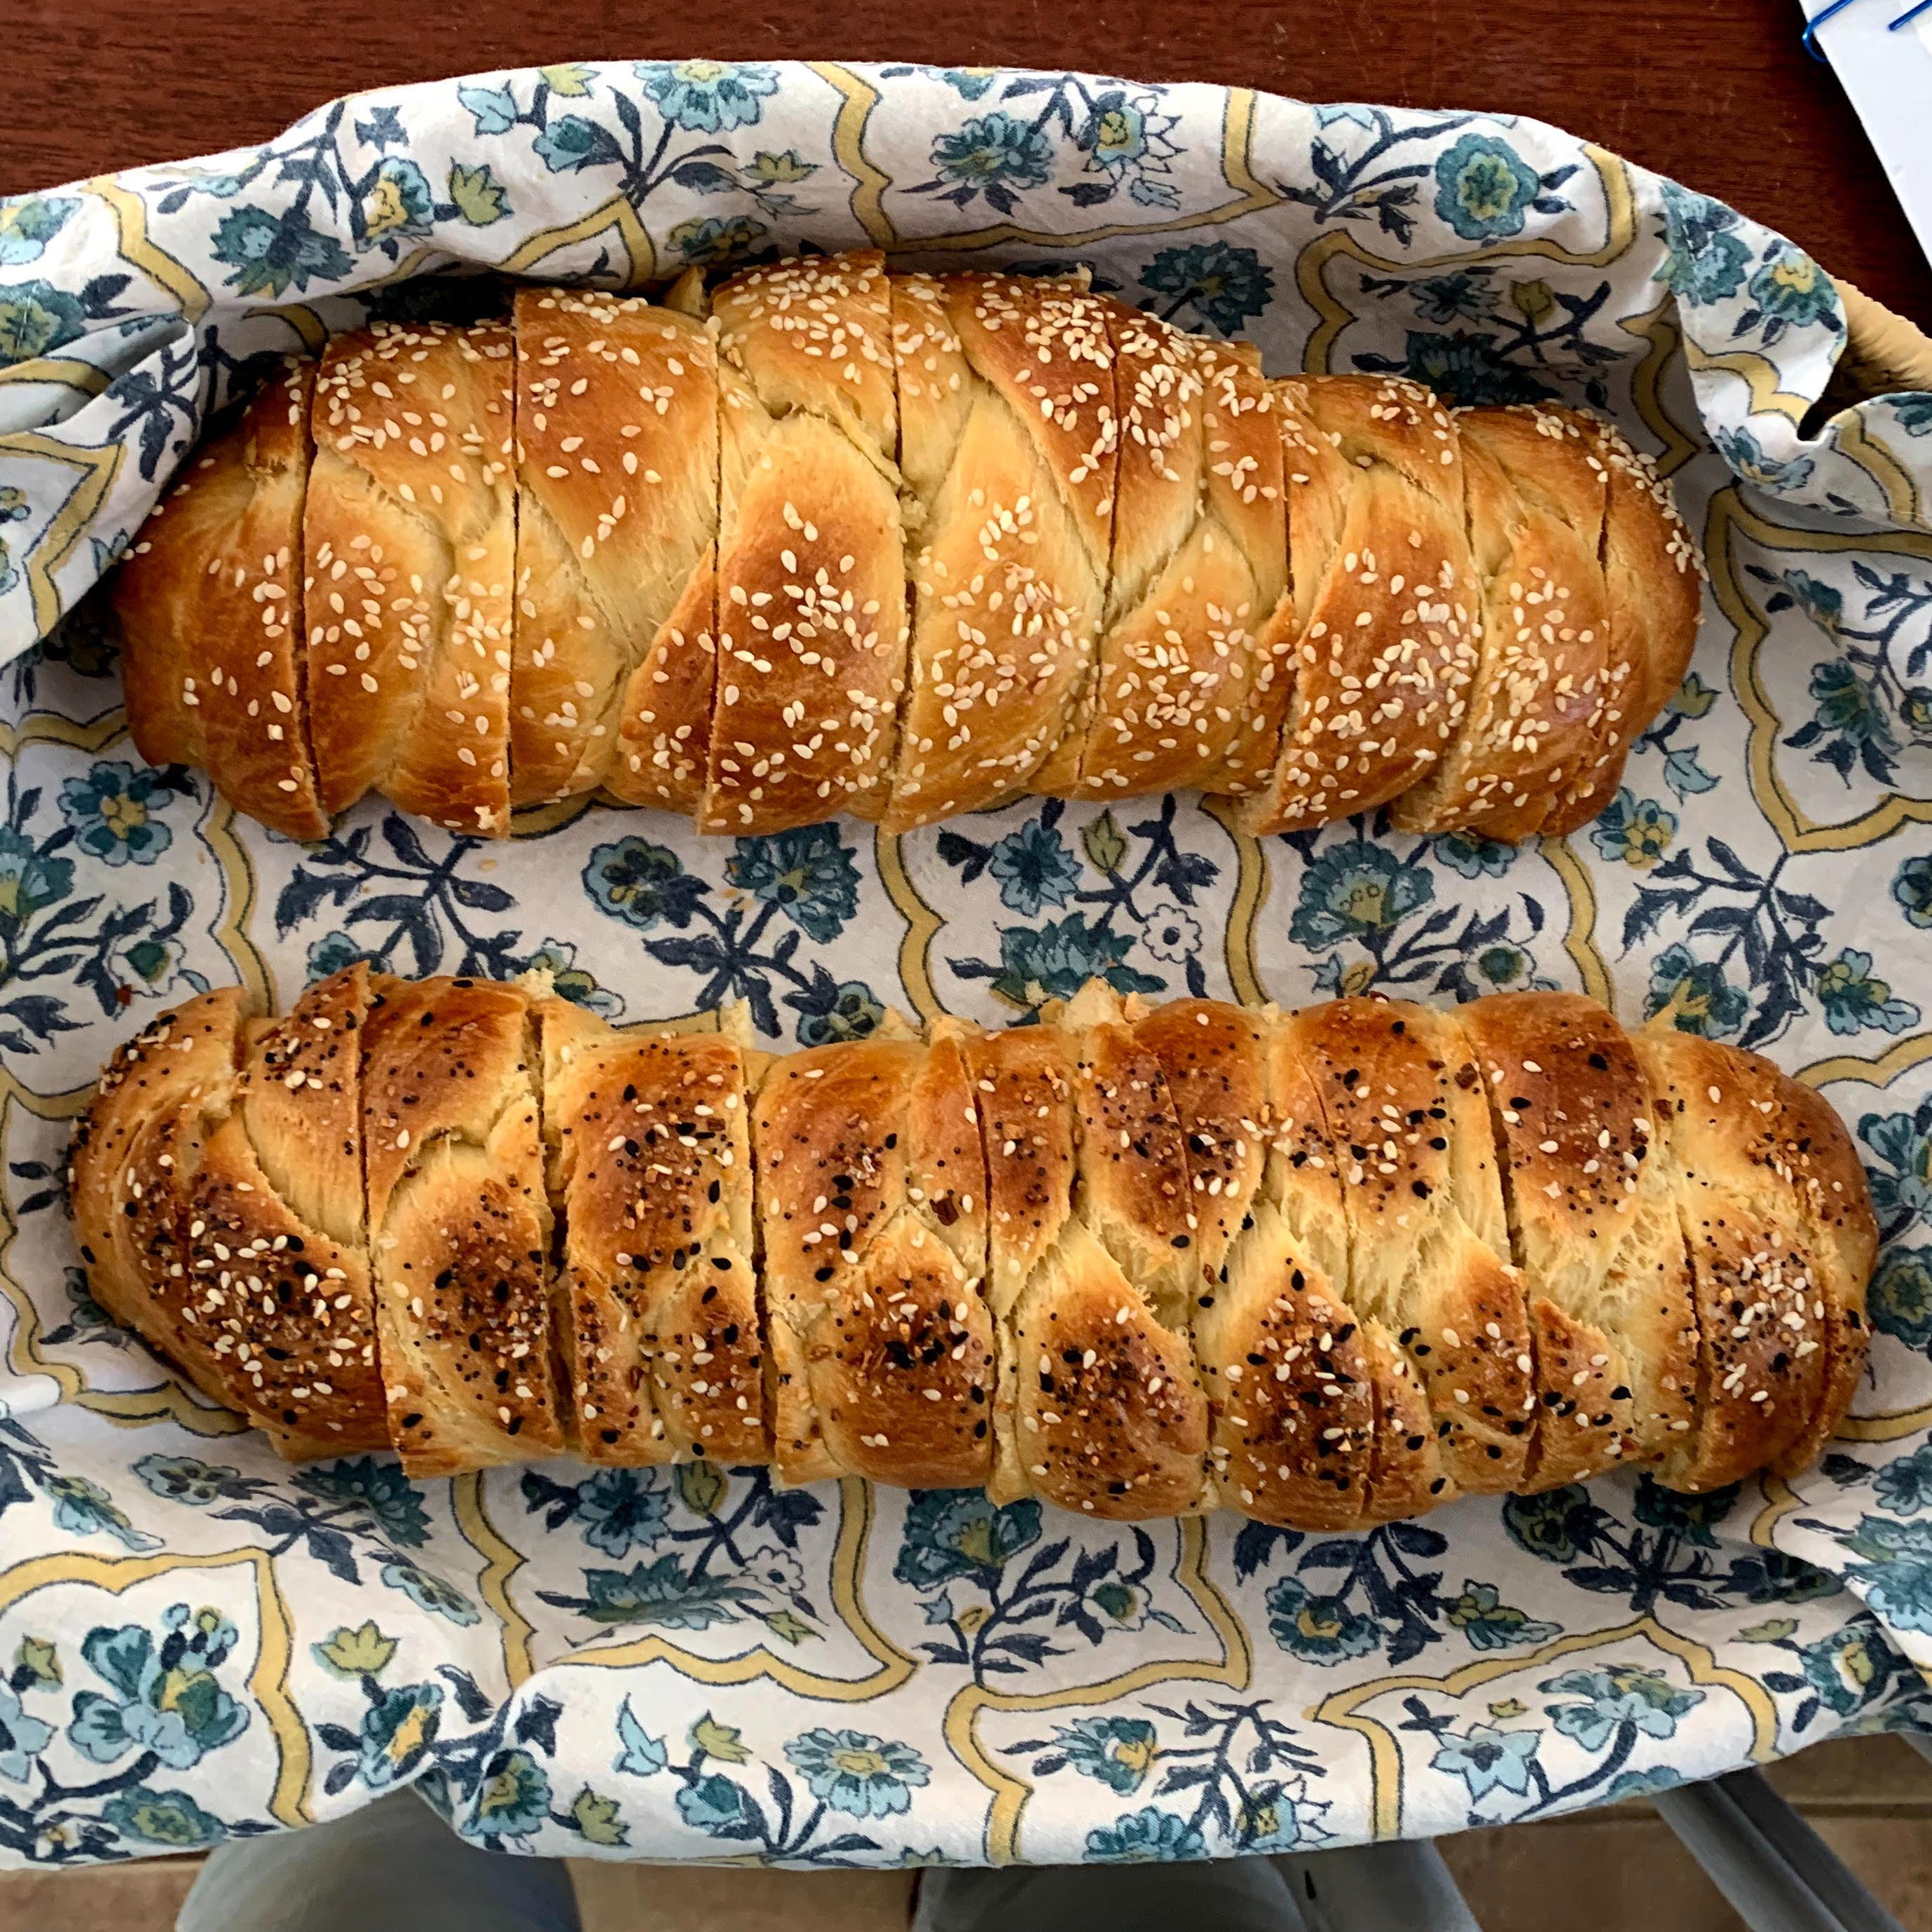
left=381, top=1561, right=482, bottom=1626
left=1266, top=1578, right=1380, bottom=1664
left=634, top=60, right=780, bottom=133
left=1432, top=134, right=1540, bottom=240
left=7, top=57, right=1932, bottom=1873
left=989, top=819, right=1081, bottom=916
left=0, top=196, right=78, bottom=268
left=1289, top=840, right=1433, bottom=949
left=297, top=1458, right=431, bottom=1549
left=930, top=115, right=1055, bottom=200
left=1816, top=951, right=1919, bottom=1036
left=1657, top=181, right=1751, bottom=302
left=1590, top=790, right=1677, bottom=869
left=783, top=1729, right=931, bottom=1817
left=1746, top=247, right=1838, bottom=331
left=1085, top=1807, right=1207, bottom=1862
left=1046, top=1715, right=1160, bottom=1794
left=0, top=280, right=86, bottom=364
left=1139, top=242, right=1273, bottom=336
left=101, top=1786, right=227, bottom=1849
left=208, top=205, right=352, bottom=298
left=1431, top=1723, right=1540, bottom=1800
left=1715, top=425, right=1814, bottom=493
left=357, top=1682, right=444, bottom=1789
left=1543, top=1665, right=1702, bottom=1750
left=1644, top=943, right=1749, bottom=1039
left=0, top=1685, right=52, bottom=1783
left=468, top=1749, right=553, bottom=1840
left=58, top=762, right=175, bottom=866
left=726, top=825, right=860, bottom=943
left=68, top=1608, right=249, bottom=1770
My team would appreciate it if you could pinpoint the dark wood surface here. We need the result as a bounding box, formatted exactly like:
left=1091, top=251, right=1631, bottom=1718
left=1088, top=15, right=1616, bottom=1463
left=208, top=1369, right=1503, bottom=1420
left=7, top=0, right=1928, bottom=324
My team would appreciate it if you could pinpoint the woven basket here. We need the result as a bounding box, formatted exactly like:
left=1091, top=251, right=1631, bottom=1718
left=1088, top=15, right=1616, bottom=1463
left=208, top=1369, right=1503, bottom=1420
left=1832, top=279, right=1932, bottom=402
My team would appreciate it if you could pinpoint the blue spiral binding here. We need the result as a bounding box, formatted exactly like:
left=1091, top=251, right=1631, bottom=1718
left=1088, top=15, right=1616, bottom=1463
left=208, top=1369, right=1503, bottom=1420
left=1803, top=0, right=1932, bottom=61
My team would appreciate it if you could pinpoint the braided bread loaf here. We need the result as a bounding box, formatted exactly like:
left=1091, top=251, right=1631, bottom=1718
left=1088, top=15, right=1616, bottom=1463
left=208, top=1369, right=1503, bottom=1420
left=71, top=973, right=1870, bottom=1521
left=111, top=253, right=1700, bottom=845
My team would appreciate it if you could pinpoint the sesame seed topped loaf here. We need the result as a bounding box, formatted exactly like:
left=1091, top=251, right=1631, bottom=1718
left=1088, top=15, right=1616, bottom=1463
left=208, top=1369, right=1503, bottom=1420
left=118, top=359, right=327, bottom=840
left=71, top=975, right=1871, bottom=1526
left=111, top=255, right=1701, bottom=849
left=511, top=284, right=719, bottom=811
left=301, top=322, right=518, bottom=837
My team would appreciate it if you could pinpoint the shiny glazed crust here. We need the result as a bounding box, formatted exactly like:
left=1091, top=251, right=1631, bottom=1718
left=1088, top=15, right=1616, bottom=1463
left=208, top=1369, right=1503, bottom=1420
left=72, top=978, right=1870, bottom=1527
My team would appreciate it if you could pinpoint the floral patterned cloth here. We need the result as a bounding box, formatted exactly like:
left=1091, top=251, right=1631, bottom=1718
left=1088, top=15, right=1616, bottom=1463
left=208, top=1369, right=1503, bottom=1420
left=0, top=60, right=1930, bottom=1873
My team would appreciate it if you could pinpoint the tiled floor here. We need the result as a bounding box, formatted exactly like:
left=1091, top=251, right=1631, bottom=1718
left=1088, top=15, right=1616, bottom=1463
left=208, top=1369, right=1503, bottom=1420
left=8, top=1734, right=1930, bottom=1931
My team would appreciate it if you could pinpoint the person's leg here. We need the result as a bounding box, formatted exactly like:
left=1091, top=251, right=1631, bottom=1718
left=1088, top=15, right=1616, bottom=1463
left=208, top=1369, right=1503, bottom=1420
left=912, top=1858, right=1309, bottom=1932
left=177, top=1786, right=582, bottom=1932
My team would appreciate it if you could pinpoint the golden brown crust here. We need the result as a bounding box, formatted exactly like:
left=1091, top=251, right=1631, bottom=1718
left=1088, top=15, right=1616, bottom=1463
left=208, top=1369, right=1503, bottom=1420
left=701, top=254, right=906, bottom=833
left=1289, top=997, right=1534, bottom=1497
left=1130, top=997, right=1270, bottom=1292
left=68, top=978, right=389, bottom=1458
left=1196, top=355, right=1298, bottom=796
left=71, top=989, right=253, bottom=1407
left=966, top=1015, right=1206, bottom=1517
left=1391, top=404, right=1610, bottom=842
left=117, top=360, right=327, bottom=839
left=1061, top=980, right=1199, bottom=1326
left=751, top=1029, right=995, bottom=1488
left=884, top=273, right=1118, bottom=826
left=1075, top=317, right=1290, bottom=800
left=80, top=979, right=1865, bottom=1516
left=304, top=322, right=515, bottom=836
left=512, top=290, right=718, bottom=807
left=1541, top=421, right=1704, bottom=837
left=361, top=975, right=564, bottom=1474
left=540, top=999, right=764, bottom=1467
left=115, top=279, right=1704, bottom=859
left=1774, top=1077, right=1877, bottom=1474
left=1634, top=1028, right=1837, bottom=1491
left=1455, top=992, right=1695, bottom=1488
left=1235, top=377, right=1477, bottom=835
left=606, top=546, right=719, bottom=816
left=1135, top=999, right=1377, bottom=1528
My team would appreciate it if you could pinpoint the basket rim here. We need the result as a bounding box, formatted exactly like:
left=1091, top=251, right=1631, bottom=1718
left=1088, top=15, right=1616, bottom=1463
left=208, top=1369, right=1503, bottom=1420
left=1837, top=277, right=1932, bottom=395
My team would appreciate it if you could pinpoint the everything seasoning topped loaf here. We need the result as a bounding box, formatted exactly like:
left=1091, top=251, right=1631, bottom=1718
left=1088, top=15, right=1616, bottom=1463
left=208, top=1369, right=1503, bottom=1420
left=69, top=973, right=1870, bottom=1523
left=109, top=252, right=1701, bottom=845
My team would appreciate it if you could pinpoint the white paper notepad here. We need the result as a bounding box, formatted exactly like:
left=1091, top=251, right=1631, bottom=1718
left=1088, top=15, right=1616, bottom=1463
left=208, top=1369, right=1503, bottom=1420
left=1802, top=0, right=1932, bottom=274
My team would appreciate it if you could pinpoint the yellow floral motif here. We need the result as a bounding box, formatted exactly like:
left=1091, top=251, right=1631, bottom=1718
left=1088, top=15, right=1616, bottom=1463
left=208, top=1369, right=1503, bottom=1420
left=690, top=1713, right=751, bottom=1764
left=1511, top=278, right=1556, bottom=323
left=315, top=1622, right=398, bottom=1678
left=383, top=1699, right=434, bottom=1770
left=748, top=151, right=814, bottom=186
left=99, top=793, right=147, bottom=842
left=674, top=1462, right=725, bottom=1517
left=362, top=177, right=417, bottom=245
left=1338, top=959, right=1378, bottom=998
left=541, top=63, right=596, bottom=97
left=1487, top=1697, right=1528, bottom=1720
left=570, top=1786, right=627, bottom=1845
left=13, top=1636, right=59, bottom=1687
left=1095, top=111, right=1139, bottom=162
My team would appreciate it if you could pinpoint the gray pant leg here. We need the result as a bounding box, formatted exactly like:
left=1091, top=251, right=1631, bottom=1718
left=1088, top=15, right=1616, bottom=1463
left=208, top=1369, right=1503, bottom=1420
left=177, top=1787, right=582, bottom=1932
left=914, top=1858, right=1308, bottom=1932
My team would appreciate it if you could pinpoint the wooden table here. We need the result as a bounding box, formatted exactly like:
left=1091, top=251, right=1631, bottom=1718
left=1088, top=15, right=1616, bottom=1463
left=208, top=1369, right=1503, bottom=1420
left=6, top=0, right=1928, bottom=325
